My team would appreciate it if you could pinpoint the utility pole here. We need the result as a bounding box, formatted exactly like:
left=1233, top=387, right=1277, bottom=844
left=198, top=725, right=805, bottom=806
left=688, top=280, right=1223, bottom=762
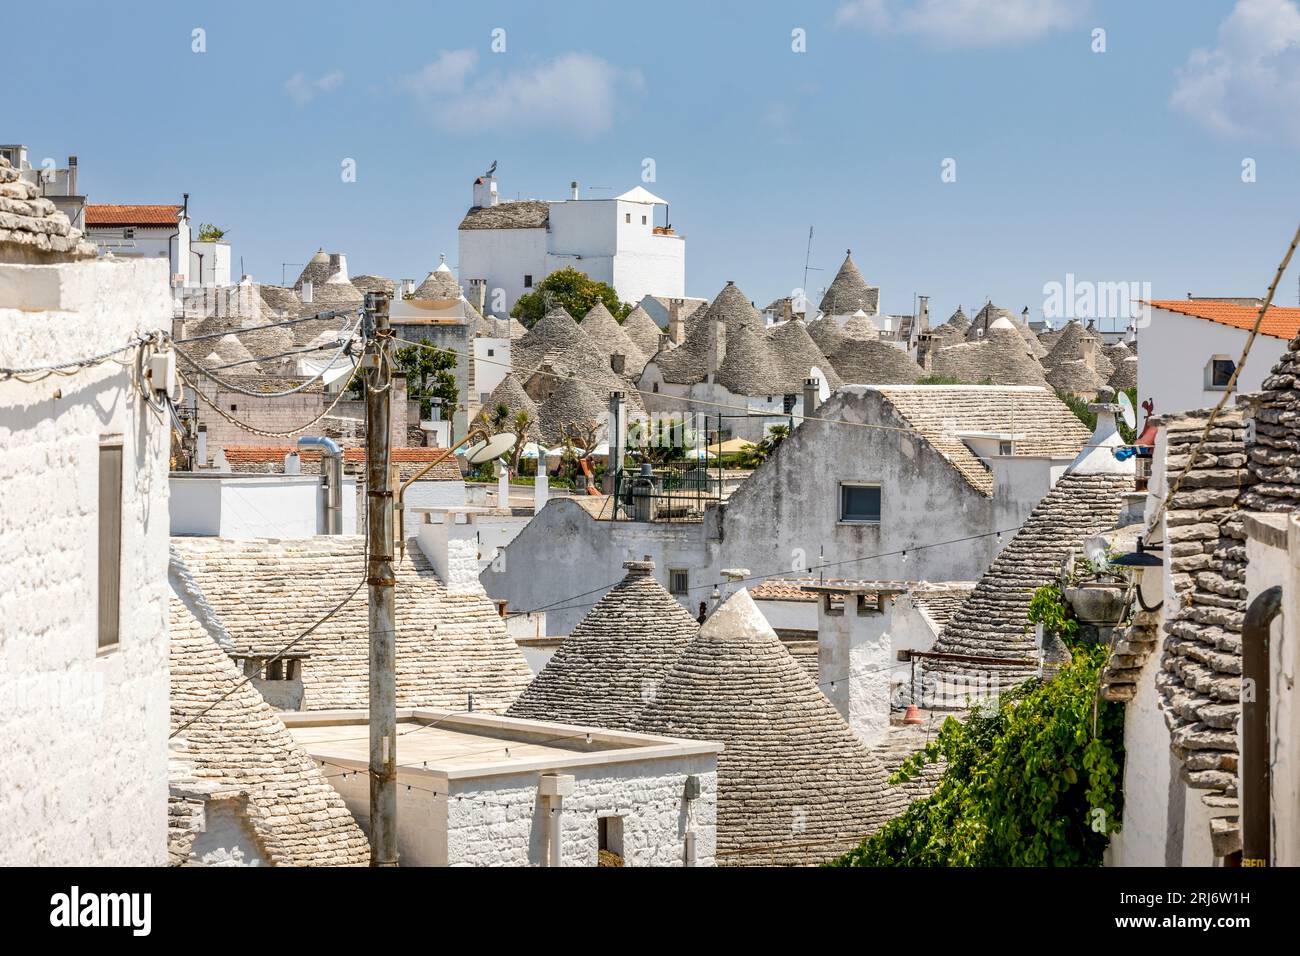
left=364, top=290, right=398, bottom=867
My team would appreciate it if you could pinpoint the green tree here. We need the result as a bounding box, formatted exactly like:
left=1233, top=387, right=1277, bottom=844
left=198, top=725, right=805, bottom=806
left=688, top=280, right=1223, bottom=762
left=511, top=267, right=632, bottom=327
left=387, top=338, right=458, bottom=420
left=196, top=223, right=227, bottom=241
left=737, top=424, right=790, bottom=468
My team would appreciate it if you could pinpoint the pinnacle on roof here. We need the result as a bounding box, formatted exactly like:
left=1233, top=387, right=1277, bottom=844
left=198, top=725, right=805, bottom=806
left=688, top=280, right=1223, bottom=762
left=633, top=588, right=906, bottom=865
left=818, top=250, right=879, bottom=317
left=506, top=557, right=700, bottom=730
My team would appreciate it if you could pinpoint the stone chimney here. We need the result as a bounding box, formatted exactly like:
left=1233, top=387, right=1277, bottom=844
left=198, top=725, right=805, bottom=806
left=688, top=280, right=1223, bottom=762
left=658, top=332, right=671, bottom=353
left=1068, top=387, right=1135, bottom=476
left=417, top=510, right=490, bottom=596
left=326, top=253, right=349, bottom=283
left=811, top=583, right=895, bottom=748
left=570, top=180, right=580, bottom=200
left=706, top=313, right=727, bottom=383
left=916, top=333, right=934, bottom=371
left=916, top=295, right=930, bottom=335
left=803, top=377, right=820, bottom=417
left=624, top=555, right=655, bottom=577
left=668, top=298, right=686, bottom=345
left=301, top=281, right=314, bottom=305
left=780, top=298, right=793, bottom=323
left=468, top=277, right=487, bottom=316
left=1080, top=334, right=1097, bottom=372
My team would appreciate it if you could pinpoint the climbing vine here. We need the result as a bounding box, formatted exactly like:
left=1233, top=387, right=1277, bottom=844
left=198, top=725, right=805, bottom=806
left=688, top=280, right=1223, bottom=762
left=829, top=641, right=1124, bottom=867
left=1027, top=582, right=1079, bottom=643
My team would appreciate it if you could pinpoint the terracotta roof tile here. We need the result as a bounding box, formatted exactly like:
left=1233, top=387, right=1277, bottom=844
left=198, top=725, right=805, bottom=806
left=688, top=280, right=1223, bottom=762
left=85, top=204, right=182, bottom=226
left=1148, top=299, right=1300, bottom=341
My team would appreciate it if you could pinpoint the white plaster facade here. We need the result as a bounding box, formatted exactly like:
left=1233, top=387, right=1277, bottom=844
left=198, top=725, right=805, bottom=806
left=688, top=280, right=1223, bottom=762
left=0, top=257, right=172, bottom=865
left=1138, top=306, right=1288, bottom=418
left=284, top=710, right=720, bottom=867
left=458, top=177, right=685, bottom=316
left=169, top=473, right=359, bottom=539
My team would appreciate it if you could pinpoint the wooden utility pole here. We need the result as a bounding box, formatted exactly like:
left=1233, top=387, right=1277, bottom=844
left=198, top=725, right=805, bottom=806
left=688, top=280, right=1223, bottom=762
left=364, top=290, right=398, bottom=867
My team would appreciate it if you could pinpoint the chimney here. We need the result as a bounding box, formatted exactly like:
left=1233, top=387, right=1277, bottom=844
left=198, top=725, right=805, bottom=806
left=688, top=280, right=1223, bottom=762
left=813, top=583, right=894, bottom=747
left=534, top=472, right=549, bottom=515
left=610, top=353, right=626, bottom=375
left=916, top=333, right=934, bottom=371
left=469, top=278, right=488, bottom=316
left=658, top=332, right=671, bottom=353
left=327, top=253, right=349, bottom=283
left=917, top=295, right=930, bottom=335
left=803, top=377, right=820, bottom=417
left=417, top=510, right=490, bottom=595
left=706, top=314, right=727, bottom=383
left=570, top=180, right=579, bottom=200
left=301, top=281, right=314, bottom=304
left=1080, top=334, right=1097, bottom=372
left=667, top=298, right=685, bottom=344
left=67, top=155, right=77, bottom=195
left=473, top=174, right=499, bottom=209
left=780, top=298, right=793, bottom=323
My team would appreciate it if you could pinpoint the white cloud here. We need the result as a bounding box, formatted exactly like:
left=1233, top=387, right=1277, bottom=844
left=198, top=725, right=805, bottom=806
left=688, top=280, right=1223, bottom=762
left=285, top=70, right=345, bottom=106
left=1171, top=0, right=1300, bottom=144
left=399, top=50, right=643, bottom=137
left=836, top=0, right=1079, bottom=47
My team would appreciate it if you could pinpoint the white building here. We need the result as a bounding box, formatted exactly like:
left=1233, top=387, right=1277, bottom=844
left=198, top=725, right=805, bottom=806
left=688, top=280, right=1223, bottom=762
left=85, top=197, right=233, bottom=291
left=457, top=174, right=685, bottom=316
left=284, top=709, right=720, bottom=866
left=1138, top=299, right=1297, bottom=418
left=0, top=161, right=173, bottom=864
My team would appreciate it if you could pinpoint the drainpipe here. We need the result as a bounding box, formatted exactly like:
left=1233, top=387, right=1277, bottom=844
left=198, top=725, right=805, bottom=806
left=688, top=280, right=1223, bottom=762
left=1242, top=585, right=1282, bottom=867
left=298, top=436, right=343, bottom=534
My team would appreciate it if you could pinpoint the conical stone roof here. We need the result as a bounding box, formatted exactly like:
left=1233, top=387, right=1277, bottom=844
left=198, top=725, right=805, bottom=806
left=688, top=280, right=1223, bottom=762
left=579, top=301, right=647, bottom=376
left=969, top=303, right=1046, bottom=358
left=412, top=260, right=461, bottom=301
left=924, top=471, right=1133, bottom=689
left=634, top=589, right=907, bottom=866
left=841, top=311, right=879, bottom=338
left=513, top=305, right=644, bottom=414
left=767, top=319, right=843, bottom=391
left=1046, top=358, right=1108, bottom=395
left=294, top=249, right=332, bottom=289
left=1109, top=355, right=1137, bottom=391
left=652, top=282, right=764, bottom=386
left=538, top=373, right=606, bottom=445
left=621, top=305, right=666, bottom=358
left=831, top=338, right=924, bottom=385
left=506, top=559, right=699, bottom=730
left=805, top=317, right=847, bottom=356
left=478, top=373, right=542, bottom=442
left=932, top=322, right=1049, bottom=386
left=1044, top=319, right=1114, bottom=378
left=818, top=251, right=879, bottom=316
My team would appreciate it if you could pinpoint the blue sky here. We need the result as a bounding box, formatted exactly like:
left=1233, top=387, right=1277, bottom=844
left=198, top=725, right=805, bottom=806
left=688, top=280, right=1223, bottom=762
left=7, top=0, right=1300, bottom=325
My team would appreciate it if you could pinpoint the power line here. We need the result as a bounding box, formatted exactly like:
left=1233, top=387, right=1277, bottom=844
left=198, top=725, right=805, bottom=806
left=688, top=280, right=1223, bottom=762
left=194, top=338, right=351, bottom=374
left=171, top=307, right=359, bottom=346
left=0, top=333, right=161, bottom=383
left=505, top=524, right=1016, bottom=619
left=179, top=360, right=363, bottom=438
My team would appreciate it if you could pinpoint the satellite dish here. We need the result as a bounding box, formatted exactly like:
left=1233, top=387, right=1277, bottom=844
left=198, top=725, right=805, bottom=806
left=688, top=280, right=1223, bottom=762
left=464, top=433, right=517, bottom=465
left=1118, top=392, right=1136, bottom=430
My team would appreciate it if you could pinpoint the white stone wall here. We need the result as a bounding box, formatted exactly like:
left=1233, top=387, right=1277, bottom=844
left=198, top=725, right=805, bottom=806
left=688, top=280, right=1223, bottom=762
left=445, top=756, right=717, bottom=867
left=1139, top=308, right=1287, bottom=418
left=0, top=257, right=172, bottom=865
left=458, top=227, right=548, bottom=317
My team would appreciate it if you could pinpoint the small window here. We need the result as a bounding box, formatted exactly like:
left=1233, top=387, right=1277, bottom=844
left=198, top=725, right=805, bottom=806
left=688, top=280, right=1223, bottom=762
left=230, top=403, right=237, bottom=412
left=625, top=213, right=631, bottom=224
left=998, top=440, right=1013, bottom=456
left=641, top=215, right=647, bottom=225
left=840, top=483, right=881, bottom=523
left=782, top=393, right=797, bottom=414
left=487, top=348, right=494, bottom=357
left=1208, top=358, right=1235, bottom=389
left=524, top=274, right=533, bottom=288
left=123, top=228, right=134, bottom=239
left=98, top=442, right=124, bottom=650
left=652, top=382, right=659, bottom=393
left=669, top=568, right=689, bottom=595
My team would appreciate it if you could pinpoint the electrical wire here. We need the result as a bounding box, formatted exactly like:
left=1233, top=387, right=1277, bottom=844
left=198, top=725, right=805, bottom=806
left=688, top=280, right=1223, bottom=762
left=0, top=333, right=161, bottom=383
left=176, top=321, right=360, bottom=397
left=194, top=338, right=351, bottom=374
left=504, top=524, right=1018, bottom=618
left=179, top=360, right=363, bottom=439
left=1149, top=220, right=1300, bottom=532
left=170, top=307, right=359, bottom=346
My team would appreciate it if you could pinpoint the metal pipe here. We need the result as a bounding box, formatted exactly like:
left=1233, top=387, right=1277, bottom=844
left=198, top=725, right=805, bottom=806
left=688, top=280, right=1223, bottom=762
left=299, top=436, right=344, bottom=534
left=1242, top=585, right=1282, bottom=867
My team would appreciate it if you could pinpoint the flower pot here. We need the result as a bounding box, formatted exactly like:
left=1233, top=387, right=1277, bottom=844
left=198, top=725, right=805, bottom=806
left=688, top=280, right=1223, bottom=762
left=1063, top=584, right=1127, bottom=626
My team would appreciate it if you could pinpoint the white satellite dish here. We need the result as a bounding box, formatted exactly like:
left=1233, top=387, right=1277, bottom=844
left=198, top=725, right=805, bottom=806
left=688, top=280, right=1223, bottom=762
left=464, top=433, right=517, bottom=465
left=1117, top=391, right=1136, bottom=430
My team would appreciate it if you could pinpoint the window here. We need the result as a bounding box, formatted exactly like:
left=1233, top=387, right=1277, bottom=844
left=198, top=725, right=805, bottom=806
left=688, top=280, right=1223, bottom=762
left=486, top=348, right=494, bottom=357
left=123, top=228, right=134, bottom=239
left=782, top=393, right=797, bottom=414
left=839, top=483, right=881, bottom=523
left=625, top=213, right=631, bottom=224
left=98, top=442, right=123, bottom=650
left=652, top=382, right=659, bottom=393
left=1207, top=357, right=1236, bottom=390
left=641, top=215, right=647, bottom=225
left=998, top=440, right=1014, bottom=456
left=669, top=568, right=689, bottom=595
left=524, top=274, right=533, bottom=288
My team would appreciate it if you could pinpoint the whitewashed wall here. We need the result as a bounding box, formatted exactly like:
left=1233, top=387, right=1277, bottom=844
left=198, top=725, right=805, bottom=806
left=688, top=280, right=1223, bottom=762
left=0, top=257, right=172, bottom=865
